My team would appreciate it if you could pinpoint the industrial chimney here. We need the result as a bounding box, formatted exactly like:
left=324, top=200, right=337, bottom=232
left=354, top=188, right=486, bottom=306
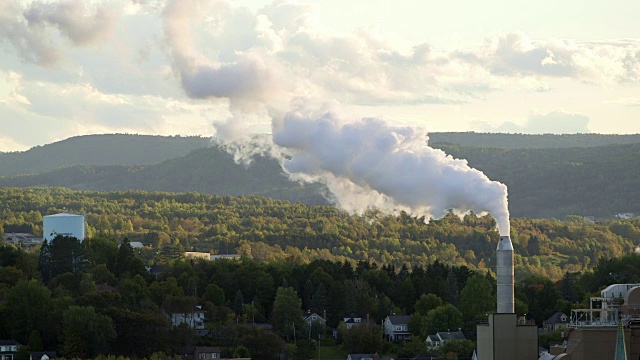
left=496, top=235, right=514, bottom=313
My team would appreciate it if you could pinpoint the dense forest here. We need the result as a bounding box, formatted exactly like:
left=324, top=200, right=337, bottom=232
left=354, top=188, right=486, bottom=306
left=1, top=187, right=639, bottom=281
left=1, top=134, right=639, bottom=219
left=429, top=132, right=640, bottom=149
left=3, top=229, right=640, bottom=359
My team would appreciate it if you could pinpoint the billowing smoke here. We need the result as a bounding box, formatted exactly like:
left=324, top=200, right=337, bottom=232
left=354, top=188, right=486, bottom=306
left=272, top=106, right=511, bottom=235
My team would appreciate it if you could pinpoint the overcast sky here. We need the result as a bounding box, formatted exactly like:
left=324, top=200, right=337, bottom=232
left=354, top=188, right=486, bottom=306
left=1, top=0, right=639, bottom=151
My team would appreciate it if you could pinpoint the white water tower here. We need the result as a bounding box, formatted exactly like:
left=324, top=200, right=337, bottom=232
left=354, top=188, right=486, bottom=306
left=43, top=213, right=86, bottom=241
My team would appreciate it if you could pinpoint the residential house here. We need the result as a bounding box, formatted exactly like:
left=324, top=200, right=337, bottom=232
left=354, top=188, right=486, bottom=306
left=175, top=346, right=221, bottom=360
left=0, top=340, right=20, bottom=360
left=342, top=317, right=364, bottom=330
left=543, top=311, right=569, bottom=333
left=303, top=312, right=326, bottom=327
left=210, top=254, right=241, bottom=261
left=3, top=233, right=42, bottom=249
left=147, top=264, right=167, bottom=280
left=383, top=315, right=411, bottom=341
left=347, top=354, right=380, bottom=360
left=30, top=352, right=56, bottom=360
left=184, top=252, right=211, bottom=261
left=171, top=305, right=206, bottom=335
left=425, top=331, right=466, bottom=347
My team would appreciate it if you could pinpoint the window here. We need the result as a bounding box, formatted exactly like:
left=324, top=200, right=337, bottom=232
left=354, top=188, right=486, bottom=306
left=212, top=353, right=217, bottom=359
left=199, top=353, right=205, bottom=359
left=403, top=326, right=408, bottom=331
left=395, top=326, right=402, bottom=331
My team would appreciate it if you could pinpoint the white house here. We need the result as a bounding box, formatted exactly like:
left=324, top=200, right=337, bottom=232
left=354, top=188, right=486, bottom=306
left=210, top=254, right=241, bottom=261
left=0, top=340, right=20, bottom=360
left=171, top=305, right=205, bottom=330
left=425, top=331, right=466, bottom=347
left=303, top=312, right=326, bottom=327
left=383, top=315, right=411, bottom=341
left=29, top=352, right=56, bottom=360
left=347, top=354, right=380, bottom=360
left=542, top=311, right=569, bottom=333
left=184, top=252, right=210, bottom=261
left=342, top=317, right=364, bottom=330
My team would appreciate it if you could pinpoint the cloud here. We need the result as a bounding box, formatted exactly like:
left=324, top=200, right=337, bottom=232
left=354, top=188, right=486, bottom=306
left=473, top=109, right=591, bottom=134
left=457, top=32, right=640, bottom=84
left=0, top=0, right=116, bottom=66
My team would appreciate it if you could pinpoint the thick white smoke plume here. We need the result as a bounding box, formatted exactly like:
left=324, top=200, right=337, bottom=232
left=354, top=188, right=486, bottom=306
left=272, top=106, right=511, bottom=235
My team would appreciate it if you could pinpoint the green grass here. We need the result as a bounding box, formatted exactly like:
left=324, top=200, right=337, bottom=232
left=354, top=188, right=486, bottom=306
left=317, top=339, right=348, bottom=360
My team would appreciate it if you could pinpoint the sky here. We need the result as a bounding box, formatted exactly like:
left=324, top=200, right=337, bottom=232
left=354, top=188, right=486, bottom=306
left=1, top=0, right=640, bottom=152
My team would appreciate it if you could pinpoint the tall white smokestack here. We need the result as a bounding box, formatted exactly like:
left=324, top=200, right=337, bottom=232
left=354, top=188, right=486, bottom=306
left=496, top=235, right=514, bottom=313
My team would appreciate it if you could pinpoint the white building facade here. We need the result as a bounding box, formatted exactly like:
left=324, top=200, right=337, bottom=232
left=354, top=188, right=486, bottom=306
left=43, top=213, right=86, bottom=241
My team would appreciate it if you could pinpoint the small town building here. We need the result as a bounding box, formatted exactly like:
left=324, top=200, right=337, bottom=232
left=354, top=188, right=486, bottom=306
left=29, top=352, right=57, bottom=360
left=425, top=331, right=466, bottom=347
left=303, top=312, right=326, bottom=327
left=0, top=340, right=20, bottom=360
left=175, top=346, right=221, bottom=360
left=542, top=311, right=569, bottom=333
left=383, top=315, right=411, bottom=341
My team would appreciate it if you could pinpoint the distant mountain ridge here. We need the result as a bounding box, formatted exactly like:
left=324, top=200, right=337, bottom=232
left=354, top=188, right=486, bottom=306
left=0, top=134, right=211, bottom=177
left=429, top=132, right=640, bottom=149
left=1, top=133, right=639, bottom=219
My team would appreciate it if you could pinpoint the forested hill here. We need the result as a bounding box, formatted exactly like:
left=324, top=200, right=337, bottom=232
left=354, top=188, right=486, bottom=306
left=1, top=133, right=640, bottom=219
left=3, top=132, right=640, bottom=177
left=1, top=187, right=639, bottom=281
left=429, top=132, right=640, bottom=149
left=433, top=143, right=640, bottom=218
left=0, top=134, right=211, bottom=177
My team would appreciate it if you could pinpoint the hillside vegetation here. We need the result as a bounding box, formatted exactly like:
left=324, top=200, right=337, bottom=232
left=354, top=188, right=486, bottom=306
left=429, top=132, right=640, bottom=149
left=1, top=133, right=640, bottom=218
left=0, top=134, right=211, bottom=176
left=1, top=187, right=639, bottom=280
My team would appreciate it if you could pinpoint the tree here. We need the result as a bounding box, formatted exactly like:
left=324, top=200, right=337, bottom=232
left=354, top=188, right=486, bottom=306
left=114, top=238, right=145, bottom=278
left=437, top=339, right=476, bottom=359
left=61, top=305, right=116, bottom=358
left=340, top=323, right=384, bottom=354
left=272, top=286, right=304, bottom=340
left=5, top=280, right=54, bottom=344
left=85, top=235, right=119, bottom=270
left=50, top=235, right=86, bottom=276
left=415, top=293, right=444, bottom=316
left=422, top=304, right=463, bottom=338
left=458, top=274, right=495, bottom=322
left=204, top=283, right=225, bottom=306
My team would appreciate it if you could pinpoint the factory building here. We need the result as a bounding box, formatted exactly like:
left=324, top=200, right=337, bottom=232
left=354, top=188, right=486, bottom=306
left=544, top=283, right=640, bottom=359
left=477, top=235, right=538, bottom=360
left=43, top=213, right=86, bottom=242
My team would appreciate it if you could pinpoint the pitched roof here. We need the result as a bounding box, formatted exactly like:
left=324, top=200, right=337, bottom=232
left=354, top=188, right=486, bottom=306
left=543, top=311, right=569, bottom=325
left=344, top=317, right=363, bottom=323
left=303, top=312, right=325, bottom=321
left=348, top=354, right=381, bottom=360
left=387, top=315, right=411, bottom=325
left=426, top=335, right=439, bottom=342
left=30, top=351, right=57, bottom=359
left=0, top=340, right=20, bottom=346
left=436, top=331, right=466, bottom=341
